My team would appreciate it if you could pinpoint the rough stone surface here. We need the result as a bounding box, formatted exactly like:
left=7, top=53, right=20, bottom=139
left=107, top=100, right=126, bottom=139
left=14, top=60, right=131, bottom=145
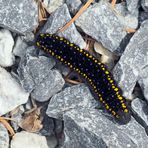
left=31, top=69, right=65, bottom=102
left=41, top=4, right=86, bottom=49
left=43, top=0, right=65, bottom=13
left=141, top=0, right=148, bottom=12
left=126, top=0, right=140, bottom=12
left=18, top=47, right=56, bottom=93
left=131, top=98, right=148, bottom=127
left=0, top=123, right=9, bottom=148
left=0, top=0, right=38, bottom=33
left=138, top=66, right=148, bottom=101
left=0, top=29, right=14, bottom=67
left=46, top=84, right=97, bottom=119
left=113, top=20, right=148, bottom=98
left=75, top=1, right=127, bottom=52
left=115, top=2, right=138, bottom=29
left=13, top=36, right=28, bottom=58
left=63, top=108, right=148, bottom=148
left=66, top=0, right=82, bottom=14
left=0, top=66, right=29, bottom=115
left=11, top=131, right=49, bottom=148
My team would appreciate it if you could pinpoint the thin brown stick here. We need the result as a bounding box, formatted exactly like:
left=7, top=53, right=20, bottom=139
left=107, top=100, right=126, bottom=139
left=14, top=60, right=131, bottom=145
left=58, top=0, right=94, bottom=32
left=0, top=117, right=15, bottom=136
left=125, top=28, right=136, bottom=33
left=111, top=0, right=117, bottom=8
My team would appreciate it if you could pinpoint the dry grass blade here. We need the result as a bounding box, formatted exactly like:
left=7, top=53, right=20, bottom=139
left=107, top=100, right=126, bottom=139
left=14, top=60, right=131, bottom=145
left=38, top=0, right=47, bottom=22
left=59, top=0, right=94, bottom=32
left=0, top=116, right=15, bottom=136
left=125, top=28, right=136, bottom=33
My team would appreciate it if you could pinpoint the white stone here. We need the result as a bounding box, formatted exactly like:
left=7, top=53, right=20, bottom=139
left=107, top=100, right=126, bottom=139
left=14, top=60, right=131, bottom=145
left=0, top=29, right=14, bottom=67
left=0, top=67, right=29, bottom=115
left=11, top=131, right=49, bottom=148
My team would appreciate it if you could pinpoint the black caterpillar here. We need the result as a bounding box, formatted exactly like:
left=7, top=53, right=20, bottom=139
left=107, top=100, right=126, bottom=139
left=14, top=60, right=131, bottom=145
left=36, top=33, right=131, bottom=124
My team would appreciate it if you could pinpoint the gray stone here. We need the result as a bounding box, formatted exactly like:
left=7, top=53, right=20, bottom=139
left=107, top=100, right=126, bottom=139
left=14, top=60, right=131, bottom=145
left=115, top=2, right=138, bottom=29
left=11, top=131, right=49, bottom=148
left=75, top=1, right=127, bottom=52
left=126, top=0, right=139, bottom=12
left=46, top=135, right=58, bottom=148
left=63, top=108, right=148, bottom=148
left=0, top=123, right=9, bottom=148
left=113, top=20, right=148, bottom=98
left=31, top=70, right=65, bottom=102
left=18, top=47, right=56, bottom=93
left=46, top=84, right=97, bottom=119
left=0, top=29, right=15, bottom=67
left=40, top=116, right=54, bottom=136
left=131, top=98, right=148, bottom=126
left=138, top=66, right=148, bottom=101
left=141, top=0, right=148, bottom=12
left=43, top=0, right=65, bottom=13
left=139, top=11, right=148, bottom=24
left=0, top=67, right=29, bottom=115
left=0, top=0, right=38, bottom=34
left=13, top=36, right=28, bottom=58
left=66, top=0, right=82, bottom=14
left=41, top=4, right=86, bottom=49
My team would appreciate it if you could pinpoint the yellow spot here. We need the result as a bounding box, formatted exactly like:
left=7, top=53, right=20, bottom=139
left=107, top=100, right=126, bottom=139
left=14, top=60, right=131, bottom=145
left=60, top=38, right=63, bottom=40
left=108, top=77, right=111, bottom=80
left=102, top=100, right=105, bottom=104
left=124, top=109, right=128, bottom=113
left=110, top=80, right=113, bottom=83
left=98, top=94, right=101, bottom=97
left=83, top=73, right=86, bottom=77
left=120, top=100, right=124, bottom=103
left=94, top=60, right=98, bottom=63
left=112, top=111, right=116, bottom=116
left=118, top=96, right=122, bottom=100
left=55, top=36, right=59, bottom=39
left=51, top=52, right=54, bottom=56
left=100, top=97, right=103, bottom=101
left=89, top=55, right=92, bottom=58
left=77, top=48, right=80, bottom=51
left=70, top=43, right=73, bottom=46
left=80, top=49, right=83, bottom=52
left=94, top=89, right=97, bottom=93
left=70, top=65, right=73, bottom=68
left=67, top=63, right=70, bottom=65
left=36, top=42, right=40, bottom=46
left=105, top=104, right=109, bottom=109
left=61, top=58, right=64, bottom=62
left=105, top=71, right=109, bottom=74
left=76, top=68, right=79, bottom=71
left=114, top=88, right=118, bottom=91
left=112, top=85, right=115, bottom=89
left=67, top=42, right=69, bottom=45
left=86, top=54, right=89, bottom=57
left=58, top=56, right=61, bottom=59
left=93, top=86, right=96, bottom=89
left=102, top=68, right=105, bottom=70
left=40, top=34, right=44, bottom=37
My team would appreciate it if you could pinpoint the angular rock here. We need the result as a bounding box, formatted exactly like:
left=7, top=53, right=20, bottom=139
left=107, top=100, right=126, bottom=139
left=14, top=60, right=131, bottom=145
left=113, top=20, right=148, bottom=98
left=11, top=131, right=48, bottom=148
left=131, top=98, right=148, bottom=127
left=0, top=29, right=14, bottom=67
left=18, top=47, right=56, bottom=93
left=0, top=67, right=29, bottom=115
left=0, top=123, right=9, bottom=148
left=141, top=0, right=148, bottom=12
left=41, top=4, right=86, bottom=49
left=63, top=108, right=148, bottom=148
left=75, top=1, right=127, bottom=52
left=115, top=2, right=138, bottom=29
left=43, top=0, right=65, bottom=13
left=13, top=36, right=28, bottom=58
left=46, top=84, right=97, bottom=119
left=0, top=0, right=38, bottom=33
left=66, top=0, right=82, bottom=14
left=138, top=66, right=148, bottom=101
left=126, top=0, right=140, bottom=12
left=31, top=70, right=65, bottom=102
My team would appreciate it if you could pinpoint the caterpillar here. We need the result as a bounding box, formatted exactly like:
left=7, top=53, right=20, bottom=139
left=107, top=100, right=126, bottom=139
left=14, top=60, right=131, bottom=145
left=36, top=33, right=131, bottom=124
